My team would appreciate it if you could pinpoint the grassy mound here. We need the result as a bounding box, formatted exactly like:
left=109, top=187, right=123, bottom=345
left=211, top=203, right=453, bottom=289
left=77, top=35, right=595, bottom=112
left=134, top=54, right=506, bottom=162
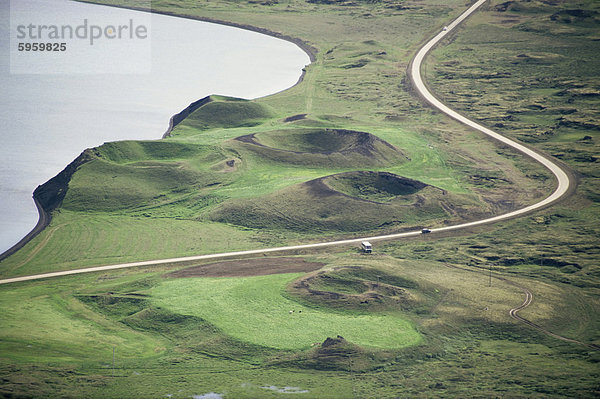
left=151, top=273, right=421, bottom=350
left=211, top=171, right=473, bottom=233
left=285, top=335, right=380, bottom=372
left=233, top=128, right=406, bottom=167
left=92, top=140, right=201, bottom=164
left=288, top=266, right=424, bottom=313
left=78, top=294, right=275, bottom=363
left=62, top=141, right=229, bottom=212
left=253, top=128, right=390, bottom=153
left=174, top=96, right=274, bottom=132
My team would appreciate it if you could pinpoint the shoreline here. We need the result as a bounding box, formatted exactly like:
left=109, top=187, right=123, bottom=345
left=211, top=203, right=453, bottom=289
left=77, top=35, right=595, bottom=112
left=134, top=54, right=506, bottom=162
left=0, top=197, right=49, bottom=263
left=0, top=2, right=316, bottom=262
left=0, top=151, right=92, bottom=262
left=73, top=0, right=318, bottom=63
left=162, top=95, right=213, bottom=138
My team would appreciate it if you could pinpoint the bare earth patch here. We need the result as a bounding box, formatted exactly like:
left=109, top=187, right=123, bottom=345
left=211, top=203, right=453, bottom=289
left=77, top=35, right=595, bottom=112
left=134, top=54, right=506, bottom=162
left=165, top=257, right=325, bottom=278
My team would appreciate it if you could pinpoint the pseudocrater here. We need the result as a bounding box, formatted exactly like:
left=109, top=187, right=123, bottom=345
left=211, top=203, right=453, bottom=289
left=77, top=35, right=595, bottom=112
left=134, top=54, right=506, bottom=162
left=321, top=171, right=428, bottom=203
left=233, top=128, right=407, bottom=167
left=211, top=171, right=476, bottom=233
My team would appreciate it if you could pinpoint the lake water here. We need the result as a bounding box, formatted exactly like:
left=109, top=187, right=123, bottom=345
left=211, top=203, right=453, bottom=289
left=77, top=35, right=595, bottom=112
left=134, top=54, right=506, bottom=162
left=0, top=0, right=310, bottom=254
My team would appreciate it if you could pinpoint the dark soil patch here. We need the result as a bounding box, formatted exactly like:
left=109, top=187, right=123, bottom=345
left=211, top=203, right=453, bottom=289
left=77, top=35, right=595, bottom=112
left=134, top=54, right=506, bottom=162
left=165, top=257, right=325, bottom=278
left=283, top=114, right=307, bottom=122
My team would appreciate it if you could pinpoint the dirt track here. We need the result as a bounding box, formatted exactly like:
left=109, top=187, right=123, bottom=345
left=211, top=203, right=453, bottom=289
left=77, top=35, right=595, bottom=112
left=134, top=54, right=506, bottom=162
left=165, top=257, right=325, bottom=278
left=444, top=263, right=599, bottom=350
left=507, top=282, right=600, bottom=350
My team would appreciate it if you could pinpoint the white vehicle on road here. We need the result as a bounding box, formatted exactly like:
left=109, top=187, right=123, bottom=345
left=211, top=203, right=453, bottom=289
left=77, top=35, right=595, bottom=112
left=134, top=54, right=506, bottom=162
left=361, top=241, right=372, bottom=253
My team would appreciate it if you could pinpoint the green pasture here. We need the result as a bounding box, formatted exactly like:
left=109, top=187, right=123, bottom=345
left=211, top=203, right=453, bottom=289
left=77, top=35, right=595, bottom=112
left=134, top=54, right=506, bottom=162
left=0, top=274, right=165, bottom=366
left=1, top=256, right=598, bottom=397
left=0, top=211, right=268, bottom=278
left=151, top=273, right=422, bottom=350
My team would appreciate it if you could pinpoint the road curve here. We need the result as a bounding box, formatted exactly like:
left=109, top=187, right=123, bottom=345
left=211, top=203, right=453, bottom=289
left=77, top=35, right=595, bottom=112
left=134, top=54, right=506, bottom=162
left=509, top=288, right=533, bottom=320
left=0, top=0, right=572, bottom=286
left=409, top=0, right=570, bottom=235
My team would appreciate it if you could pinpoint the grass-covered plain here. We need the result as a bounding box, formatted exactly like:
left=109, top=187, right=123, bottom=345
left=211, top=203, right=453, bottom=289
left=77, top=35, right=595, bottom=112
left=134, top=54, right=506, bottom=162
left=1, top=0, right=599, bottom=397
left=1, top=256, right=598, bottom=398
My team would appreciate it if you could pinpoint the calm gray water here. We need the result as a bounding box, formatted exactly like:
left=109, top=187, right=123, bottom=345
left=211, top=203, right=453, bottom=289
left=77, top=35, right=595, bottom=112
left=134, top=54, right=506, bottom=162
left=0, top=0, right=310, bottom=254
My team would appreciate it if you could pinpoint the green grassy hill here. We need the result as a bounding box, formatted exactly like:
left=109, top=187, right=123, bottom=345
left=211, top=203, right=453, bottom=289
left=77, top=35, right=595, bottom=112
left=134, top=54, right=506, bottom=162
left=232, top=127, right=407, bottom=167
left=173, top=96, right=275, bottom=131
left=0, top=90, right=506, bottom=276
left=211, top=171, right=477, bottom=232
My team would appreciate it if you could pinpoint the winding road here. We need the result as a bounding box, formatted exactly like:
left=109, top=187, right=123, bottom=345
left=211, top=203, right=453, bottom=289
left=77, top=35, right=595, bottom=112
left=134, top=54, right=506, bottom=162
left=0, top=0, right=573, bottom=302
